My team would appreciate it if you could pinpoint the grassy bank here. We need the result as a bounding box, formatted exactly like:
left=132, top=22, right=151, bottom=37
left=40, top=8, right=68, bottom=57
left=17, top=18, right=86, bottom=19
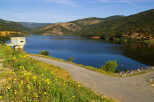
left=31, top=54, right=154, bottom=77
left=0, top=45, right=112, bottom=102
left=144, top=40, right=154, bottom=44
left=31, top=54, right=118, bottom=77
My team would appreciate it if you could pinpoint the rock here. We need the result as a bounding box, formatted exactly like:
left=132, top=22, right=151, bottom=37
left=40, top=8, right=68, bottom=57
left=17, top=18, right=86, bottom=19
left=137, top=69, right=141, bottom=72
left=148, top=79, right=153, bottom=83
left=118, top=66, right=154, bottom=77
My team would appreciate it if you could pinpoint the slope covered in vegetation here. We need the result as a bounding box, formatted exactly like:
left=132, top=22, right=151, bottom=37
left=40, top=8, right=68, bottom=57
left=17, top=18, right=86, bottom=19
left=0, top=45, right=111, bottom=102
left=32, top=17, right=105, bottom=35
left=0, top=19, right=30, bottom=33
left=82, top=9, right=154, bottom=39
left=34, top=9, right=154, bottom=40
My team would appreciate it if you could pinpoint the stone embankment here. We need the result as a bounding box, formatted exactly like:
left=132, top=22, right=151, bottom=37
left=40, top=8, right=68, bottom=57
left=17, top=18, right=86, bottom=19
left=119, top=67, right=154, bottom=87
left=148, top=77, right=154, bottom=87
left=119, top=67, right=154, bottom=77
left=147, top=76, right=154, bottom=87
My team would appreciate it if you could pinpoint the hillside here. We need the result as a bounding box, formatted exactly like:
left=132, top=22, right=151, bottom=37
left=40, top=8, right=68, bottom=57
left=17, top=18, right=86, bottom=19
left=0, top=19, right=30, bottom=33
left=19, top=22, right=52, bottom=29
left=82, top=9, right=154, bottom=40
left=33, top=9, right=154, bottom=40
left=33, top=17, right=105, bottom=35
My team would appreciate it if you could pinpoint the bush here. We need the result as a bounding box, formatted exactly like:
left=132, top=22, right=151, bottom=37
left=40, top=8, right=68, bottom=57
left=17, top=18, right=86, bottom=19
left=40, top=51, right=49, bottom=56
left=0, top=36, right=10, bottom=44
left=68, top=57, right=73, bottom=62
left=100, top=60, right=118, bottom=73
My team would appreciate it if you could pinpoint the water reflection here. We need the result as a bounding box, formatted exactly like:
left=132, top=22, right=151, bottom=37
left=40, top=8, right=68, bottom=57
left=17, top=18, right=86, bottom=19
left=122, top=42, right=154, bottom=66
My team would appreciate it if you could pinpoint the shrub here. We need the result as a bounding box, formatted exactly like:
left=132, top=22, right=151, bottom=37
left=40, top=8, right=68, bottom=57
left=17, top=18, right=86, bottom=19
left=68, top=57, right=73, bottom=62
left=40, top=51, right=49, bottom=56
left=100, top=60, right=118, bottom=73
left=0, top=36, right=10, bottom=44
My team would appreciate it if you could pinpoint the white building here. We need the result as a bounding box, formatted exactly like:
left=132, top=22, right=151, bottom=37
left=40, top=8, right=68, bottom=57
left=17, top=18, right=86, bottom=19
left=7, top=37, right=26, bottom=49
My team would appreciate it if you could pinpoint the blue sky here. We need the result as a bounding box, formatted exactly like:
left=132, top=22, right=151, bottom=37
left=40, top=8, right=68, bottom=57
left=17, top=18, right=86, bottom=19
left=0, top=0, right=154, bottom=23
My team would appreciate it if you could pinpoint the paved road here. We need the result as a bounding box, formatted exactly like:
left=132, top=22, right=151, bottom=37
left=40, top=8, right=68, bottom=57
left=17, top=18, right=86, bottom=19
left=31, top=56, right=154, bottom=102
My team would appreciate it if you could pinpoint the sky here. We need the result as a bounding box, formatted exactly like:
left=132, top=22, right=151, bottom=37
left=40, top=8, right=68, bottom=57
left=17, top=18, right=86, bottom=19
left=0, top=0, right=154, bottom=23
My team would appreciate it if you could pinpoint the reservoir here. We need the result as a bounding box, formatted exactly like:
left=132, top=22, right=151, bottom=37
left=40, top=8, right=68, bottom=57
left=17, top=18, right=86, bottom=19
left=25, top=35, right=154, bottom=71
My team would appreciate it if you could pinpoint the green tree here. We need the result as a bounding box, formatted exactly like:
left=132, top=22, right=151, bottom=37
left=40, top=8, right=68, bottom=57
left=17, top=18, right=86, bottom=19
left=40, top=51, right=49, bottom=56
left=100, top=60, right=118, bottom=73
left=68, top=57, right=73, bottom=62
left=0, top=36, right=10, bottom=44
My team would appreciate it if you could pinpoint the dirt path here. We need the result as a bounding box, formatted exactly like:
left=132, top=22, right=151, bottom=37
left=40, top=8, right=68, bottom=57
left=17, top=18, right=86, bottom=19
left=31, top=56, right=154, bottom=102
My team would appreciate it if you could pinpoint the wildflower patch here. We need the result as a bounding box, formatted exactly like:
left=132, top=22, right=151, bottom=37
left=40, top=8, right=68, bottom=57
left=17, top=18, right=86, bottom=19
left=0, top=45, right=112, bottom=102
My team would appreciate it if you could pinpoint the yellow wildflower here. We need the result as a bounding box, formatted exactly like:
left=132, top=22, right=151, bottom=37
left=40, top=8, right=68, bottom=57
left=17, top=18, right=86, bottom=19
left=45, top=79, right=50, bottom=82
left=34, top=93, right=38, bottom=97
left=20, top=81, right=24, bottom=86
left=14, top=91, right=17, bottom=94
left=24, top=72, right=30, bottom=76
left=45, top=79, right=50, bottom=84
left=23, top=55, right=28, bottom=58
left=19, top=66, right=25, bottom=70
left=0, top=96, right=2, bottom=99
left=78, top=85, right=81, bottom=87
left=44, top=92, right=47, bottom=95
left=27, top=85, right=31, bottom=89
left=12, top=57, right=16, bottom=60
left=32, top=76, right=37, bottom=80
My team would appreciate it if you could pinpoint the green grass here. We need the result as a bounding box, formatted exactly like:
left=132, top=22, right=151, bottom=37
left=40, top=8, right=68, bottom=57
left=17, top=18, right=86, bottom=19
left=0, top=45, right=112, bottom=102
left=144, top=40, right=154, bottom=44
left=31, top=54, right=119, bottom=77
left=0, top=72, right=12, bottom=79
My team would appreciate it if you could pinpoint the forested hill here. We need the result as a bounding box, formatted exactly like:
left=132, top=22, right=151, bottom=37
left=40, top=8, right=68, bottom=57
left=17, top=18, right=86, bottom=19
left=82, top=9, right=154, bottom=39
left=0, top=19, right=30, bottom=33
left=33, top=9, right=154, bottom=40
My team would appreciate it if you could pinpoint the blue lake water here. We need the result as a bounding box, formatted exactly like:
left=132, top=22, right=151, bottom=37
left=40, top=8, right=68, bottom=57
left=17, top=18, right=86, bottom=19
left=24, top=35, right=154, bottom=71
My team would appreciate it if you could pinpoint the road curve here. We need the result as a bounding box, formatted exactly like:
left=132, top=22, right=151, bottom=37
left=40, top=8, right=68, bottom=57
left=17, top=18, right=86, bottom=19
left=31, top=56, right=154, bottom=102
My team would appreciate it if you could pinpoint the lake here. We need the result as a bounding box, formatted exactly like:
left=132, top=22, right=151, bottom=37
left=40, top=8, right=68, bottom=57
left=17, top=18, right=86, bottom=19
left=24, top=35, right=154, bottom=71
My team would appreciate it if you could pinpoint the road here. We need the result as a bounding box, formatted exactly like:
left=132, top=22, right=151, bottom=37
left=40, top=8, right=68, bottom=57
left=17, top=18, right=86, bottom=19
left=31, top=56, right=154, bottom=102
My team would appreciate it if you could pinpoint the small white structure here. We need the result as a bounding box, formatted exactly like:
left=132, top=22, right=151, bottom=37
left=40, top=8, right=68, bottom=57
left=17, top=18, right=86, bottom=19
left=7, top=37, right=26, bottom=49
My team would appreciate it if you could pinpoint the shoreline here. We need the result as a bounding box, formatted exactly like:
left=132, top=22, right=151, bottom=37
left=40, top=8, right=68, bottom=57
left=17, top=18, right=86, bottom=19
left=30, top=54, right=154, bottom=77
